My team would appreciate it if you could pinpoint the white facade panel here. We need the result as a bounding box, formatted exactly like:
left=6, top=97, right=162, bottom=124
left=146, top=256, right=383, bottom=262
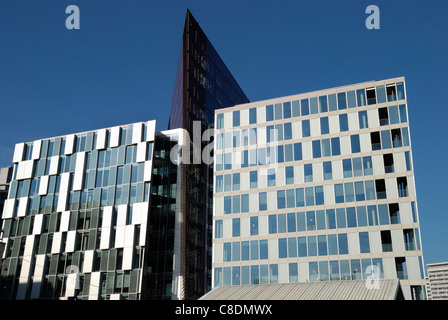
left=89, top=272, right=101, bottom=300
left=136, top=142, right=147, bottom=163
left=49, top=156, right=59, bottom=175
left=278, top=263, right=289, bottom=284
left=406, top=256, right=422, bottom=280
left=102, top=206, right=113, bottom=228
left=59, top=172, right=71, bottom=193
left=144, top=160, right=153, bottom=182
left=145, top=120, right=156, bottom=142
left=213, top=243, right=223, bottom=264
left=51, top=232, right=63, bottom=254
left=348, top=232, right=360, bottom=254
left=32, top=214, right=43, bottom=235
left=259, top=215, right=267, bottom=236
left=310, top=118, right=320, bottom=137
left=39, top=175, right=49, bottom=195
left=394, top=152, right=406, bottom=173
left=223, top=219, right=231, bottom=239
left=64, top=134, right=75, bottom=155
left=132, top=122, right=143, bottom=144
left=240, top=109, right=249, bottom=127
left=65, top=230, right=77, bottom=253
left=57, top=192, right=68, bottom=212
left=369, top=231, right=382, bottom=254
left=329, top=115, right=339, bottom=134
left=399, top=202, right=413, bottom=225
left=124, top=225, right=135, bottom=247
left=32, top=140, right=42, bottom=160
left=17, top=197, right=28, bottom=217
left=23, top=235, right=35, bottom=257
left=116, top=204, right=128, bottom=226
left=13, top=143, right=25, bottom=163
left=241, top=217, right=249, bottom=237
left=340, top=136, right=351, bottom=156
left=122, top=247, right=134, bottom=270
left=302, top=141, right=312, bottom=160
left=100, top=228, right=111, bottom=250
left=110, top=126, right=121, bottom=148
left=249, top=193, right=258, bottom=213
left=83, top=250, right=95, bottom=273
left=383, top=257, right=397, bottom=279
left=96, top=129, right=106, bottom=150
left=2, top=199, right=15, bottom=219
left=60, top=211, right=71, bottom=232
left=324, top=185, right=335, bottom=206
left=348, top=112, right=359, bottom=131
left=257, top=106, right=266, bottom=124
left=391, top=229, right=405, bottom=253
left=372, top=155, right=384, bottom=175
left=268, top=238, right=278, bottom=259
left=360, top=133, right=371, bottom=153
left=386, top=177, right=398, bottom=200
left=115, top=226, right=126, bottom=248
left=332, top=159, right=343, bottom=180
left=367, top=108, right=380, bottom=128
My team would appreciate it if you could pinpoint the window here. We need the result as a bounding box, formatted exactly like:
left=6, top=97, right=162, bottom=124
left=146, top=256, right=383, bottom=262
left=249, top=107, right=257, bottom=124
left=367, top=205, right=379, bottom=226
left=404, top=151, right=412, bottom=171
left=397, top=177, right=408, bottom=197
left=355, top=181, right=365, bottom=201
left=365, top=180, right=376, bottom=200
left=319, top=96, right=328, bottom=112
left=224, top=196, right=231, bottom=214
left=287, top=212, right=296, bottom=233
left=259, top=192, right=267, bottom=211
left=387, top=85, right=397, bottom=102
left=285, top=166, right=294, bottom=185
left=331, top=137, right=341, bottom=156
left=366, top=88, right=376, bottom=105
left=370, top=132, right=381, bottom=151
left=315, top=186, right=324, bottom=206
left=343, top=159, right=352, bottom=178
left=357, top=89, right=366, bottom=106
left=296, top=188, right=305, bottom=207
left=294, top=143, right=302, bottom=161
left=305, top=187, right=314, bottom=206
left=383, top=154, right=394, bottom=173
left=397, top=82, right=405, bottom=100
left=353, top=158, right=362, bottom=177
left=250, top=171, right=258, bottom=189
left=399, top=104, right=407, bottom=123
left=322, top=139, right=331, bottom=157
left=224, top=174, right=231, bottom=192
left=389, top=106, right=400, bottom=124
left=378, top=204, right=390, bottom=225
left=285, top=144, right=293, bottom=162
left=337, top=92, right=347, bottom=110
left=241, top=194, right=249, bottom=213
left=320, top=117, right=329, bottom=135
left=391, top=129, right=403, bottom=148
left=318, top=235, right=327, bottom=256
left=347, top=90, right=356, bottom=108
left=358, top=111, right=368, bottom=129
left=275, top=103, right=282, bottom=120
left=403, top=229, right=416, bottom=250
left=363, top=156, right=373, bottom=175
left=301, top=99, right=309, bottom=116
left=233, top=111, right=240, bottom=127
left=338, top=234, right=348, bottom=255
left=351, top=135, right=361, bottom=153
left=376, top=85, right=387, bottom=104
left=381, top=130, right=392, bottom=149
left=381, top=230, right=392, bottom=252
left=298, top=237, right=307, bottom=257
left=292, top=100, right=300, bottom=117
left=336, top=208, right=346, bottom=228
left=389, top=203, right=400, bottom=224
left=232, top=218, right=240, bottom=237
left=277, top=191, right=286, bottom=209
left=267, top=169, right=276, bottom=187
left=328, top=94, right=337, bottom=111
left=278, top=214, right=287, bottom=233
left=375, top=179, right=387, bottom=200
left=339, top=114, right=349, bottom=132
left=307, top=236, right=317, bottom=257
left=233, top=173, right=240, bottom=191
left=335, top=184, right=344, bottom=203
left=284, top=123, right=292, bottom=140
left=302, top=120, right=310, bottom=137
left=359, top=232, right=370, bottom=253
left=269, top=215, right=277, bottom=234
left=344, top=182, right=355, bottom=202
left=310, top=97, right=319, bottom=114
left=356, top=206, right=368, bottom=227
left=312, top=140, right=321, bottom=158
left=323, top=161, right=332, bottom=180
left=395, top=257, right=408, bottom=280
left=283, top=102, right=291, bottom=119
left=326, top=209, right=336, bottom=229
left=251, top=241, right=259, bottom=260
left=266, top=105, right=274, bottom=122
left=304, top=164, right=313, bottom=182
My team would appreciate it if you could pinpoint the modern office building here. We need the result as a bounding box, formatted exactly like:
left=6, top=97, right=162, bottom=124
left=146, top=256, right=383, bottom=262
left=0, top=167, right=13, bottom=220
left=212, top=77, right=426, bottom=300
left=167, top=10, right=249, bottom=299
left=426, top=262, right=448, bottom=300
left=0, top=120, right=158, bottom=300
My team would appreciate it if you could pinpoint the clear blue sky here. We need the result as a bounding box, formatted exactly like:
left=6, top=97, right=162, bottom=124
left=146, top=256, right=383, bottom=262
left=1, top=0, right=447, bottom=268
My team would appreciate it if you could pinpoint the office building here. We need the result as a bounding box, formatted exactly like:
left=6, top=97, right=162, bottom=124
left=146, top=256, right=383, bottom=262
left=0, top=166, right=13, bottom=220
left=426, top=262, right=448, bottom=300
left=212, top=77, right=426, bottom=300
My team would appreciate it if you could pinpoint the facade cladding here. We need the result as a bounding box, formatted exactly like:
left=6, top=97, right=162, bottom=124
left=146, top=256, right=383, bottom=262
left=167, top=10, right=249, bottom=299
left=212, top=77, right=426, bottom=300
left=0, top=121, right=157, bottom=300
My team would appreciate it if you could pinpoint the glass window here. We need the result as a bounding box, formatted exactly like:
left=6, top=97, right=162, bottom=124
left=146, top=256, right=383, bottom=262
left=289, top=263, right=298, bottom=283
left=315, top=186, right=324, bottom=206
left=338, top=234, right=349, bottom=255
left=292, top=100, right=300, bottom=117
left=302, top=120, right=310, bottom=137
left=275, top=103, right=282, bottom=120
left=320, top=117, right=329, bottom=135
left=402, top=127, right=410, bottom=146
left=233, top=195, right=240, bottom=213
left=298, top=236, right=307, bottom=257
left=260, top=240, right=268, bottom=259
left=316, top=210, right=326, bottom=230
left=258, top=148, right=267, bottom=166
left=365, top=180, right=376, bottom=200
left=328, top=235, right=338, bottom=256
left=233, top=173, right=240, bottom=191
left=285, top=166, right=294, bottom=185
left=249, top=107, right=257, bottom=124
left=347, top=90, right=356, bottom=108
left=306, top=211, right=316, bottom=231
left=336, top=208, right=346, bottom=228
left=321, top=139, right=331, bottom=157
left=278, top=213, right=287, bottom=233
left=387, top=85, right=397, bottom=102
left=343, top=159, right=352, bottom=178
left=363, top=156, right=373, bottom=175
left=296, top=188, right=305, bottom=207
left=389, top=106, right=400, bottom=124
left=304, top=164, right=313, bottom=182
left=359, top=232, right=370, bottom=253
left=358, top=110, right=368, bottom=129
left=326, top=209, right=336, bottom=229
left=249, top=216, right=258, bottom=236
left=351, top=135, right=361, bottom=153
left=328, top=94, right=337, bottom=111
left=331, top=137, right=341, bottom=156
left=339, top=114, right=349, bottom=132
left=224, top=174, right=231, bottom=192
left=224, top=196, right=231, bottom=214
left=353, top=158, right=363, bottom=177
left=233, top=131, right=240, bottom=148
left=283, top=102, right=292, bottom=119
left=277, top=190, right=286, bottom=209
left=301, top=99, right=309, bottom=116
left=241, top=194, right=249, bottom=213
left=307, top=236, right=317, bottom=257
left=405, top=151, right=412, bottom=171
left=241, top=241, right=250, bottom=261
left=318, top=235, right=328, bottom=256
left=285, top=144, right=293, bottom=162
left=277, top=145, right=284, bottom=164
left=259, top=192, right=267, bottom=211
left=223, top=243, right=231, bottom=262
left=267, top=168, right=276, bottom=187
left=380, top=130, right=392, bottom=149
left=397, top=82, right=405, bottom=100
left=344, top=182, right=355, bottom=202
left=215, top=220, right=223, bottom=238
left=294, top=143, right=302, bottom=161
left=378, top=204, right=390, bottom=225
left=232, top=218, right=240, bottom=237
left=319, top=96, right=328, bottom=113
left=346, top=207, right=357, bottom=228
left=251, top=241, right=259, bottom=260
left=357, top=89, right=366, bottom=106
left=335, top=184, right=344, bottom=203
left=266, top=105, right=274, bottom=122
left=312, top=140, right=321, bottom=158
left=355, top=181, right=365, bottom=201
left=250, top=265, right=259, bottom=284
left=284, top=122, right=292, bottom=140
left=366, top=88, right=376, bottom=105
left=337, top=92, right=347, bottom=110
left=310, top=97, right=319, bottom=114
left=287, top=212, right=296, bottom=233
left=250, top=171, right=257, bottom=189
left=376, top=85, right=387, bottom=104
left=269, top=215, right=277, bottom=234
left=399, top=104, right=407, bottom=123
left=356, top=206, right=368, bottom=227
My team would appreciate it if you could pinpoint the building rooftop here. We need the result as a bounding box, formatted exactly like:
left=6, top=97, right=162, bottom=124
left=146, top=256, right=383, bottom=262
left=199, top=279, right=404, bottom=300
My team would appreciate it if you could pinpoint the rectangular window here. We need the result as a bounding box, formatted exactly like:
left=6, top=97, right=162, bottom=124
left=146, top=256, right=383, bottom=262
left=375, top=179, right=387, bottom=200
left=381, top=130, right=392, bottom=149
left=294, top=143, right=302, bottom=161
left=275, top=103, right=282, bottom=120
left=285, top=166, right=294, bottom=185
left=289, top=263, right=298, bottom=283
left=337, top=92, right=347, bottom=110
left=339, top=114, right=349, bottom=132
left=404, top=151, right=412, bottom=171
left=347, top=90, right=356, bottom=108
left=350, top=135, right=361, bottom=153
left=321, top=139, right=331, bottom=157
left=368, top=205, right=379, bottom=226
left=357, top=89, right=366, bottom=106
left=328, top=94, right=337, bottom=111
left=318, top=235, right=328, bottom=256
left=387, top=85, right=397, bottom=102
left=241, top=241, right=250, bottom=261
left=278, top=214, right=287, bottom=233
left=397, top=82, right=405, bottom=100
left=366, top=88, right=376, bottom=105
left=215, top=220, right=223, bottom=238
left=249, top=107, right=257, bottom=124
left=343, top=159, right=352, bottom=178
left=346, top=207, right=357, bottom=228
left=358, top=111, right=368, bottom=129
left=357, top=206, right=368, bottom=227
left=331, top=137, right=341, bottom=156
left=301, top=99, right=309, bottom=116
left=397, top=177, right=408, bottom=197
left=320, top=117, right=329, bottom=135
left=302, top=120, right=310, bottom=137
left=378, top=204, right=390, bottom=225
left=344, top=182, right=355, bottom=202
left=399, top=104, right=407, bottom=123
left=304, top=164, right=313, bottom=183
left=316, top=210, right=326, bottom=230
left=250, top=171, right=258, bottom=189
left=259, top=192, right=267, bottom=211
left=269, top=215, right=277, bottom=234
left=402, top=127, right=410, bottom=146
left=260, top=240, right=268, bottom=259
left=232, top=218, right=240, bottom=237
left=383, top=154, right=394, bottom=173
left=391, top=129, right=403, bottom=148
left=251, top=241, right=259, bottom=260
left=266, top=105, right=274, bottom=122
left=305, top=187, right=314, bottom=206
left=335, top=184, right=344, bottom=203
left=323, top=161, right=333, bottom=180
left=389, top=203, right=401, bottom=224
left=298, top=237, right=307, bottom=257
left=241, top=194, right=249, bottom=213
left=285, top=144, right=293, bottom=162
left=389, top=106, right=400, bottom=124
left=376, top=85, right=387, bottom=104
left=277, top=190, right=286, bottom=209
left=232, top=195, right=240, bottom=213
left=296, top=188, right=305, bottom=207
left=371, top=132, right=381, bottom=151
left=224, top=196, right=231, bottom=214
left=312, top=140, right=321, bottom=158
left=292, top=100, right=300, bottom=117
left=352, top=158, right=363, bottom=177
left=267, top=168, right=276, bottom=187
left=287, top=212, right=296, bottom=233
left=307, top=236, right=317, bottom=257
left=355, top=181, right=365, bottom=201
left=338, top=234, right=349, bottom=254
left=310, top=97, right=319, bottom=114
left=363, top=156, right=373, bottom=175
left=233, top=173, right=240, bottom=191
left=315, top=186, right=324, bottom=206
left=283, top=102, right=292, bottom=119
left=284, top=122, right=292, bottom=140
left=326, top=209, right=336, bottom=229
left=319, top=96, right=328, bottom=113
left=365, top=180, right=376, bottom=200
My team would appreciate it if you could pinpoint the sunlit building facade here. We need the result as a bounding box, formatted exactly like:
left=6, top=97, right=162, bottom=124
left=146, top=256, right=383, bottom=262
left=212, top=77, right=426, bottom=300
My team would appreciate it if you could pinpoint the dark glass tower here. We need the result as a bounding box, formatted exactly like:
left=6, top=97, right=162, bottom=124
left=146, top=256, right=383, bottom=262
left=167, top=10, right=249, bottom=299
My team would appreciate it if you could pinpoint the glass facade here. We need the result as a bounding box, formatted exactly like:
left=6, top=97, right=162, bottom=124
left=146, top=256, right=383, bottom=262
left=1, top=121, right=156, bottom=300
left=213, top=78, right=426, bottom=300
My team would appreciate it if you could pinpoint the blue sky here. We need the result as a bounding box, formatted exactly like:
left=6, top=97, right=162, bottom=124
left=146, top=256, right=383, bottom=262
left=1, top=0, right=447, bottom=268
